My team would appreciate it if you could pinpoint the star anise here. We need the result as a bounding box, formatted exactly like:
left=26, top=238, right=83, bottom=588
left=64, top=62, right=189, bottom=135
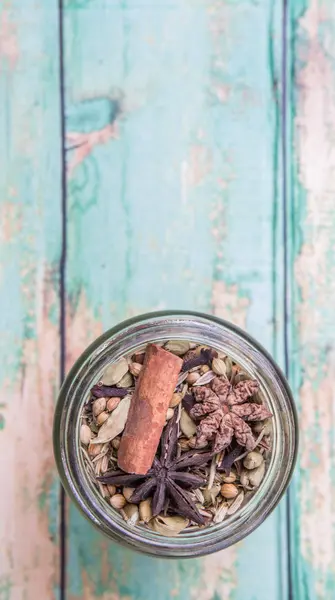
left=98, top=411, right=212, bottom=525
left=190, top=376, right=272, bottom=453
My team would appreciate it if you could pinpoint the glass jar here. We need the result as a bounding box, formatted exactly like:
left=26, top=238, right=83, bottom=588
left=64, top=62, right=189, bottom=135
left=53, top=311, right=297, bottom=557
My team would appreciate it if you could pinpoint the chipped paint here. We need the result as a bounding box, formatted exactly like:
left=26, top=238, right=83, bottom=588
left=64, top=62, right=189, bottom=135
left=65, top=292, right=103, bottom=372
left=0, top=201, right=22, bottom=243
left=0, top=287, right=59, bottom=598
left=191, top=549, right=238, bottom=600
left=0, top=6, right=18, bottom=70
left=292, top=0, right=335, bottom=596
left=182, top=144, right=212, bottom=188
left=212, top=281, right=250, bottom=330
left=67, top=123, right=119, bottom=176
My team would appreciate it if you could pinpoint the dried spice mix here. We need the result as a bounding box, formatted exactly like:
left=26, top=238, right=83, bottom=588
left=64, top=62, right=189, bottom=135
left=80, top=341, right=273, bottom=536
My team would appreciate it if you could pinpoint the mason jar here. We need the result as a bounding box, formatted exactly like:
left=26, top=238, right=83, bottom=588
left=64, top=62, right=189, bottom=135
left=53, top=311, right=298, bottom=557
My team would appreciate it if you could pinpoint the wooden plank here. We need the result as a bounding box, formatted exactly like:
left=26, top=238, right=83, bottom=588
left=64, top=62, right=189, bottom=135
left=0, top=2, right=62, bottom=599
left=289, top=1, right=335, bottom=598
left=63, top=1, right=288, bottom=598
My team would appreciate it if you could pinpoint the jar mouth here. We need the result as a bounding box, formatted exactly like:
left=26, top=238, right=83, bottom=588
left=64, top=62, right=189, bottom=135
left=54, top=310, right=298, bottom=557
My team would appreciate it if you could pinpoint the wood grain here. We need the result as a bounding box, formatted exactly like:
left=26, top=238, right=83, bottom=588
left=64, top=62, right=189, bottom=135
left=63, top=1, right=288, bottom=599
left=0, top=1, right=61, bottom=599
left=289, top=1, right=335, bottom=598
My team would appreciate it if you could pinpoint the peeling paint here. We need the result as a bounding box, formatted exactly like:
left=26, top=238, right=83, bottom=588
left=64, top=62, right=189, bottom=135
left=182, top=145, right=212, bottom=188
left=67, top=123, right=119, bottom=176
left=65, top=292, right=103, bottom=372
left=0, top=286, right=59, bottom=598
left=293, top=0, right=335, bottom=596
left=212, top=281, right=250, bottom=329
left=0, top=7, right=19, bottom=70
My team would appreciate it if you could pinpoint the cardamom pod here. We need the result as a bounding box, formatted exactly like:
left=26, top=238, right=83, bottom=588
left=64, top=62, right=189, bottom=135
left=243, top=451, right=264, bottom=470
left=102, top=358, right=129, bottom=385
left=150, top=515, right=188, bottom=536
left=248, top=462, right=266, bottom=487
left=117, top=371, right=133, bottom=388
left=164, top=340, right=190, bottom=355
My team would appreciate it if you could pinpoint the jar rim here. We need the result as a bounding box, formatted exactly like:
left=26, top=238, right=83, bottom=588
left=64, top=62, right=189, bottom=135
left=54, top=310, right=298, bottom=557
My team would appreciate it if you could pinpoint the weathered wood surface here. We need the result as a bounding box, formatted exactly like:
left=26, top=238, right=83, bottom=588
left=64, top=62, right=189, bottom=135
left=288, top=1, right=335, bottom=598
left=0, top=1, right=61, bottom=599
left=0, top=0, right=333, bottom=598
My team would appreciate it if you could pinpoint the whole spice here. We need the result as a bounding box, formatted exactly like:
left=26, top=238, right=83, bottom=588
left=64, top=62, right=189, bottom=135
left=80, top=424, right=92, bottom=445
left=220, top=483, right=239, bottom=499
left=123, top=487, right=136, bottom=502
left=164, top=340, right=190, bottom=355
left=80, top=338, right=274, bottom=536
left=212, top=358, right=227, bottom=376
left=122, top=503, right=139, bottom=526
left=103, top=358, right=129, bottom=385
left=91, top=395, right=132, bottom=444
left=129, top=362, right=143, bottom=377
left=186, top=372, right=200, bottom=385
left=190, top=377, right=271, bottom=453
left=150, top=515, right=189, bottom=536
left=111, top=437, right=121, bottom=450
left=179, top=409, right=197, bottom=438
left=181, top=348, right=216, bottom=372
left=110, top=494, right=127, bottom=509
left=241, top=462, right=266, bottom=488
left=169, top=392, right=182, bottom=408
left=227, top=490, right=245, bottom=515
left=98, top=412, right=212, bottom=524
left=88, top=442, right=103, bottom=458
left=96, top=411, right=109, bottom=425
left=221, top=472, right=237, bottom=483
left=166, top=408, right=175, bottom=420
left=118, top=344, right=183, bottom=474
left=243, top=451, right=264, bottom=470
left=91, top=385, right=129, bottom=399
left=139, top=499, right=152, bottom=523
left=93, top=397, right=106, bottom=417
left=117, top=372, right=133, bottom=388
left=217, top=443, right=242, bottom=474
left=107, top=397, right=121, bottom=412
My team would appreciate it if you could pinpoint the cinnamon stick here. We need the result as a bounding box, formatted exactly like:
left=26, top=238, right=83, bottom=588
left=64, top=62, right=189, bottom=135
left=118, top=344, right=182, bottom=474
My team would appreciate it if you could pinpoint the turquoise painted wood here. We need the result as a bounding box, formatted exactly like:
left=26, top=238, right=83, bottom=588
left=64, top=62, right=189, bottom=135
left=288, top=1, right=335, bottom=598
left=63, top=1, right=288, bottom=600
left=0, top=1, right=62, bottom=598
left=1, top=0, right=334, bottom=599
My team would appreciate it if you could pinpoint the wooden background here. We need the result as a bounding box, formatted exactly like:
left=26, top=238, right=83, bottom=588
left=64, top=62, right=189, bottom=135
left=1, top=0, right=334, bottom=598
